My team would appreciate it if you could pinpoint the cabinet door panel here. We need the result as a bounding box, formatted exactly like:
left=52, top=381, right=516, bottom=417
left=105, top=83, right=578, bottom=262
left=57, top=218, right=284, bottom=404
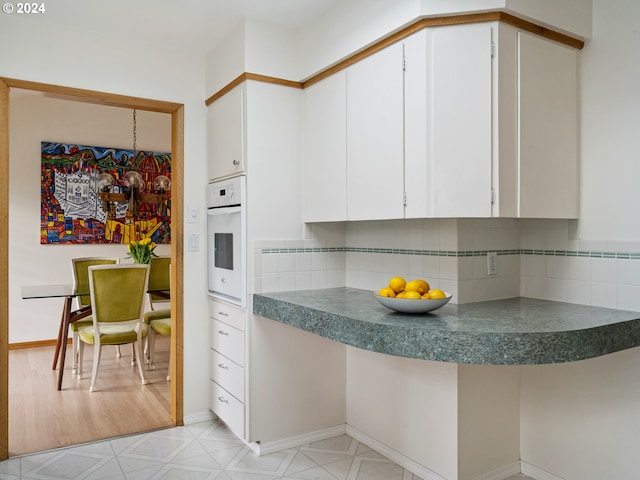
left=303, top=72, right=347, bottom=222
left=347, top=42, right=404, bottom=221
left=210, top=380, right=245, bottom=437
left=518, top=32, right=578, bottom=218
left=208, top=85, right=244, bottom=180
left=210, top=318, right=245, bottom=366
left=404, top=29, right=430, bottom=218
left=210, top=349, right=245, bottom=402
left=431, top=24, right=492, bottom=217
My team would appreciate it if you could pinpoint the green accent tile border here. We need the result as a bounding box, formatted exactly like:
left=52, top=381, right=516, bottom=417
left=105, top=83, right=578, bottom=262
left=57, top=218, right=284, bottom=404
left=261, top=247, right=640, bottom=259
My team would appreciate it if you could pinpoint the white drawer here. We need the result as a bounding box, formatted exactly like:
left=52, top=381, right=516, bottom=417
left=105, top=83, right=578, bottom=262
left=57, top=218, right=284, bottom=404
left=210, top=349, right=245, bottom=402
left=210, top=318, right=245, bottom=366
left=209, top=298, right=245, bottom=331
left=210, top=380, right=244, bottom=438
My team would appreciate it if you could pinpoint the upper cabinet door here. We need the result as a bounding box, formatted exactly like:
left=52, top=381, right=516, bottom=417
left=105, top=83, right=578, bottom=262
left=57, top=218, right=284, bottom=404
left=404, top=29, right=429, bottom=218
left=208, top=84, right=245, bottom=181
left=303, top=71, right=347, bottom=222
left=346, top=42, right=405, bottom=221
left=517, top=32, right=578, bottom=218
left=430, top=23, right=493, bottom=218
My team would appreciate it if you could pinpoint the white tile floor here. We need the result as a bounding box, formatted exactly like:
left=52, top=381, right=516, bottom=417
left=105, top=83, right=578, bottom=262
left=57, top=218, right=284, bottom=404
left=0, top=419, right=534, bottom=480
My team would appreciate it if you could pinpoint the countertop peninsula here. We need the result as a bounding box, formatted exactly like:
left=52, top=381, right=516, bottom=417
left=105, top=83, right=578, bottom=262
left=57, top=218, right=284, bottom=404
left=253, top=287, right=640, bottom=365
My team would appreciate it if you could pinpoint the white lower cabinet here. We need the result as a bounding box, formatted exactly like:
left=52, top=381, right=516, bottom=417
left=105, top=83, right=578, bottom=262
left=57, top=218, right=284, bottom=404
left=209, top=380, right=245, bottom=437
left=209, top=298, right=246, bottom=438
left=210, top=349, right=245, bottom=402
left=210, top=318, right=244, bottom=366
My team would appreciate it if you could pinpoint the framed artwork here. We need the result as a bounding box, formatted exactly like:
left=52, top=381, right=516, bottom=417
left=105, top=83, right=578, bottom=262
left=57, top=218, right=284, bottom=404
left=40, top=141, right=171, bottom=245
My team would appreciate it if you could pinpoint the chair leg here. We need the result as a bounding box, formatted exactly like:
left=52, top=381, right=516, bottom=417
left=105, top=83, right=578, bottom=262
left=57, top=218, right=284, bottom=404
left=78, top=341, right=84, bottom=376
left=166, top=336, right=171, bottom=382
left=148, top=329, right=156, bottom=369
left=72, top=331, right=79, bottom=374
left=89, top=344, right=102, bottom=392
left=134, top=340, right=148, bottom=385
left=116, top=345, right=121, bottom=358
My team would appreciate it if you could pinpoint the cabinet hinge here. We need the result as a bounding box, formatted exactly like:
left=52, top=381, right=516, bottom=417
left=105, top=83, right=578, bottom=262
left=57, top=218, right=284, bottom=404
left=403, top=192, right=407, bottom=206
left=402, top=54, right=406, bottom=71
left=491, top=189, right=495, bottom=205
left=490, top=42, right=496, bottom=58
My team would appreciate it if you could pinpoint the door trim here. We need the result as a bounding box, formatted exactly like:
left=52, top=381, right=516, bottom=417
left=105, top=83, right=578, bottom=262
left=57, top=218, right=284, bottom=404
left=0, top=77, right=185, bottom=460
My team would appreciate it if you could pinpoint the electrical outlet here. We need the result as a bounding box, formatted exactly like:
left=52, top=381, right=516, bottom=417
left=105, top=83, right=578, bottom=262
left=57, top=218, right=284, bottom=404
left=487, top=251, right=497, bottom=276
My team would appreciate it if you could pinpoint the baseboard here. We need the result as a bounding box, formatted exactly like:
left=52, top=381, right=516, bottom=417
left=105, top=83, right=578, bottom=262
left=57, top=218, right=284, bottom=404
left=346, top=425, right=447, bottom=480
left=472, top=461, right=522, bottom=480
left=179, top=414, right=564, bottom=480
left=9, top=338, right=69, bottom=350
left=248, top=424, right=347, bottom=456
left=521, top=461, right=566, bottom=480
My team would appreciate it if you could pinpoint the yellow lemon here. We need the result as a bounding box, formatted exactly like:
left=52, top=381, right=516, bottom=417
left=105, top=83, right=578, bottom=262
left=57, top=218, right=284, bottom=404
left=378, top=287, right=396, bottom=298
left=416, top=279, right=430, bottom=293
left=396, top=291, right=406, bottom=299
left=405, top=280, right=426, bottom=294
left=388, top=276, right=406, bottom=294
left=427, top=289, right=447, bottom=299
left=403, top=290, right=422, bottom=300
left=421, top=292, right=430, bottom=299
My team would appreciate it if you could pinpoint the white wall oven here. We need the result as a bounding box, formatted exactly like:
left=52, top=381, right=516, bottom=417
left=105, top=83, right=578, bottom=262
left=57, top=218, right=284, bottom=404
left=207, top=175, right=246, bottom=307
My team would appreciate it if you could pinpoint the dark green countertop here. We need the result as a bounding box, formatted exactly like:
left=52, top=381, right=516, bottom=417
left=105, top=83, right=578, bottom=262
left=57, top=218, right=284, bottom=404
left=252, top=287, right=640, bottom=365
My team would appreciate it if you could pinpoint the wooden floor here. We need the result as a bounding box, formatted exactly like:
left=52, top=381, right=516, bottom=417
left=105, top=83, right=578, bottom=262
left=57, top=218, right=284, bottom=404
left=8, top=337, right=173, bottom=456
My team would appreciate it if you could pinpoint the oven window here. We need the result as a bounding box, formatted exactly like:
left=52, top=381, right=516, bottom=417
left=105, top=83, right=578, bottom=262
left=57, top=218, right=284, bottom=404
left=214, top=233, right=234, bottom=270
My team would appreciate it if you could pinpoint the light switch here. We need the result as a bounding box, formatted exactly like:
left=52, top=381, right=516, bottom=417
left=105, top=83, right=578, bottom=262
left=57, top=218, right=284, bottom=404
left=188, top=205, right=199, bottom=223
left=188, top=233, right=199, bottom=252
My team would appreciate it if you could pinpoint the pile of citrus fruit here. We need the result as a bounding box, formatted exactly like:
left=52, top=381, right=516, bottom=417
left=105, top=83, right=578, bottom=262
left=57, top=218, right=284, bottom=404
left=377, top=276, right=447, bottom=300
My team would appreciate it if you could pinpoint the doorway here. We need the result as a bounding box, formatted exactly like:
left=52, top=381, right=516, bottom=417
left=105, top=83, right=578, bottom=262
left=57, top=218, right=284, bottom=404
left=0, top=77, right=185, bottom=460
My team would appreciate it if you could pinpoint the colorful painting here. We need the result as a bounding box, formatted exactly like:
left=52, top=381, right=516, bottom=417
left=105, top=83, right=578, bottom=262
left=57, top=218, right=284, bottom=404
left=40, top=142, right=171, bottom=245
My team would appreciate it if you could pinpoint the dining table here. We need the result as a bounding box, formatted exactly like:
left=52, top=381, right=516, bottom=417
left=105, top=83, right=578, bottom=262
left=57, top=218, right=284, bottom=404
left=20, top=283, right=170, bottom=390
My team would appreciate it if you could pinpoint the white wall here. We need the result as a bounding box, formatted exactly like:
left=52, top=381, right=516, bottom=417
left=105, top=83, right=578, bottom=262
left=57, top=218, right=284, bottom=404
left=0, top=14, right=210, bottom=419
left=9, top=95, right=171, bottom=343
left=518, top=1, right=640, bottom=479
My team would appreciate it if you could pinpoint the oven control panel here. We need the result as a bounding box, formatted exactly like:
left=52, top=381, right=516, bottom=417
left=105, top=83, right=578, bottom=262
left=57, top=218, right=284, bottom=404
left=208, top=176, right=244, bottom=208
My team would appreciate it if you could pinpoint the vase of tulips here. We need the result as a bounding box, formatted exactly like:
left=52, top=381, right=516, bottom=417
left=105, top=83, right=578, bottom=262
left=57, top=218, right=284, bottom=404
left=127, top=237, right=158, bottom=264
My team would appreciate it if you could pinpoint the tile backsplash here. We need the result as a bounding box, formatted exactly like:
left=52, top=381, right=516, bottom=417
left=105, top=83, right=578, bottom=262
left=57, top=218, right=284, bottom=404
left=252, top=218, right=640, bottom=311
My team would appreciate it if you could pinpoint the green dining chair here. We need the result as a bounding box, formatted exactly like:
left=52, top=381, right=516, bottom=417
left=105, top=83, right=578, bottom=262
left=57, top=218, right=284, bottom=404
left=144, top=308, right=171, bottom=381
left=78, top=264, right=150, bottom=392
left=147, top=255, right=171, bottom=311
left=70, top=257, right=118, bottom=374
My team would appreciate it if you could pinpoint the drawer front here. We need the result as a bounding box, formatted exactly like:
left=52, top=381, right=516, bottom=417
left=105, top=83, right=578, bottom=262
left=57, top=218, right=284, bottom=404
left=210, top=380, right=244, bottom=438
left=209, top=298, right=245, bottom=331
left=210, top=318, right=245, bottom=366
left=210, top=349, right=245, bottom=402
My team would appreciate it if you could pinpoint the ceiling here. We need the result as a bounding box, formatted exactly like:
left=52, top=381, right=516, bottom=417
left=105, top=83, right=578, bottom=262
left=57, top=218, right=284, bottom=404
left=10, top=0, right=344, bottom=56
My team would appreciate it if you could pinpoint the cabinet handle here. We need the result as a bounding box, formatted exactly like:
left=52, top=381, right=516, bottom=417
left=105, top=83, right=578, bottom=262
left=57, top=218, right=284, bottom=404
left=218, top=330, right=229, bottom=336
left=218, top=363, right=229, bottom=370
left=233, top=159, right=240, bottom=166
left=217, top=396, right=229, bottom=404
left=217, top=311, right=229, bottom=316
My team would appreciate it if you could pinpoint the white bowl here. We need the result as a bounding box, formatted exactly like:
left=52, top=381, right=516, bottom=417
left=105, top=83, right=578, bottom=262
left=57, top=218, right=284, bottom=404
left=373, top=292, right=452, bottom=313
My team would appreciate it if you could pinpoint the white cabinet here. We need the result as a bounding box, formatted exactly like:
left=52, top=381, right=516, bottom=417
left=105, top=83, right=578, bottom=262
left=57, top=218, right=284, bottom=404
left=208, top=298, right=246, bottom=438
left=207, top=84, right=245, bottom=181
left=346, top=41, right=405, bottom=221
left=303, top=22, right=579, bottom=221
left=430, top=24, right=492, bottom=218
left=303, top=71, right=347, bottom=222
left=404, top=24, right=493, bottom=218
left=513, top=30, right=579, bottom=218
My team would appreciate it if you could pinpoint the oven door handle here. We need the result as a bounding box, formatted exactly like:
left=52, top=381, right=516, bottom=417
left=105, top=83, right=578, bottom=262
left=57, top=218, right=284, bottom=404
left=207, top=206, right=242, bottom=216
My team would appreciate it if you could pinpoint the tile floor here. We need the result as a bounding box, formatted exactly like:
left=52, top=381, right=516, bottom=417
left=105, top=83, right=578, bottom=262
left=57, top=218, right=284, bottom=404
left=0, top=419, right=534, bottom=480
